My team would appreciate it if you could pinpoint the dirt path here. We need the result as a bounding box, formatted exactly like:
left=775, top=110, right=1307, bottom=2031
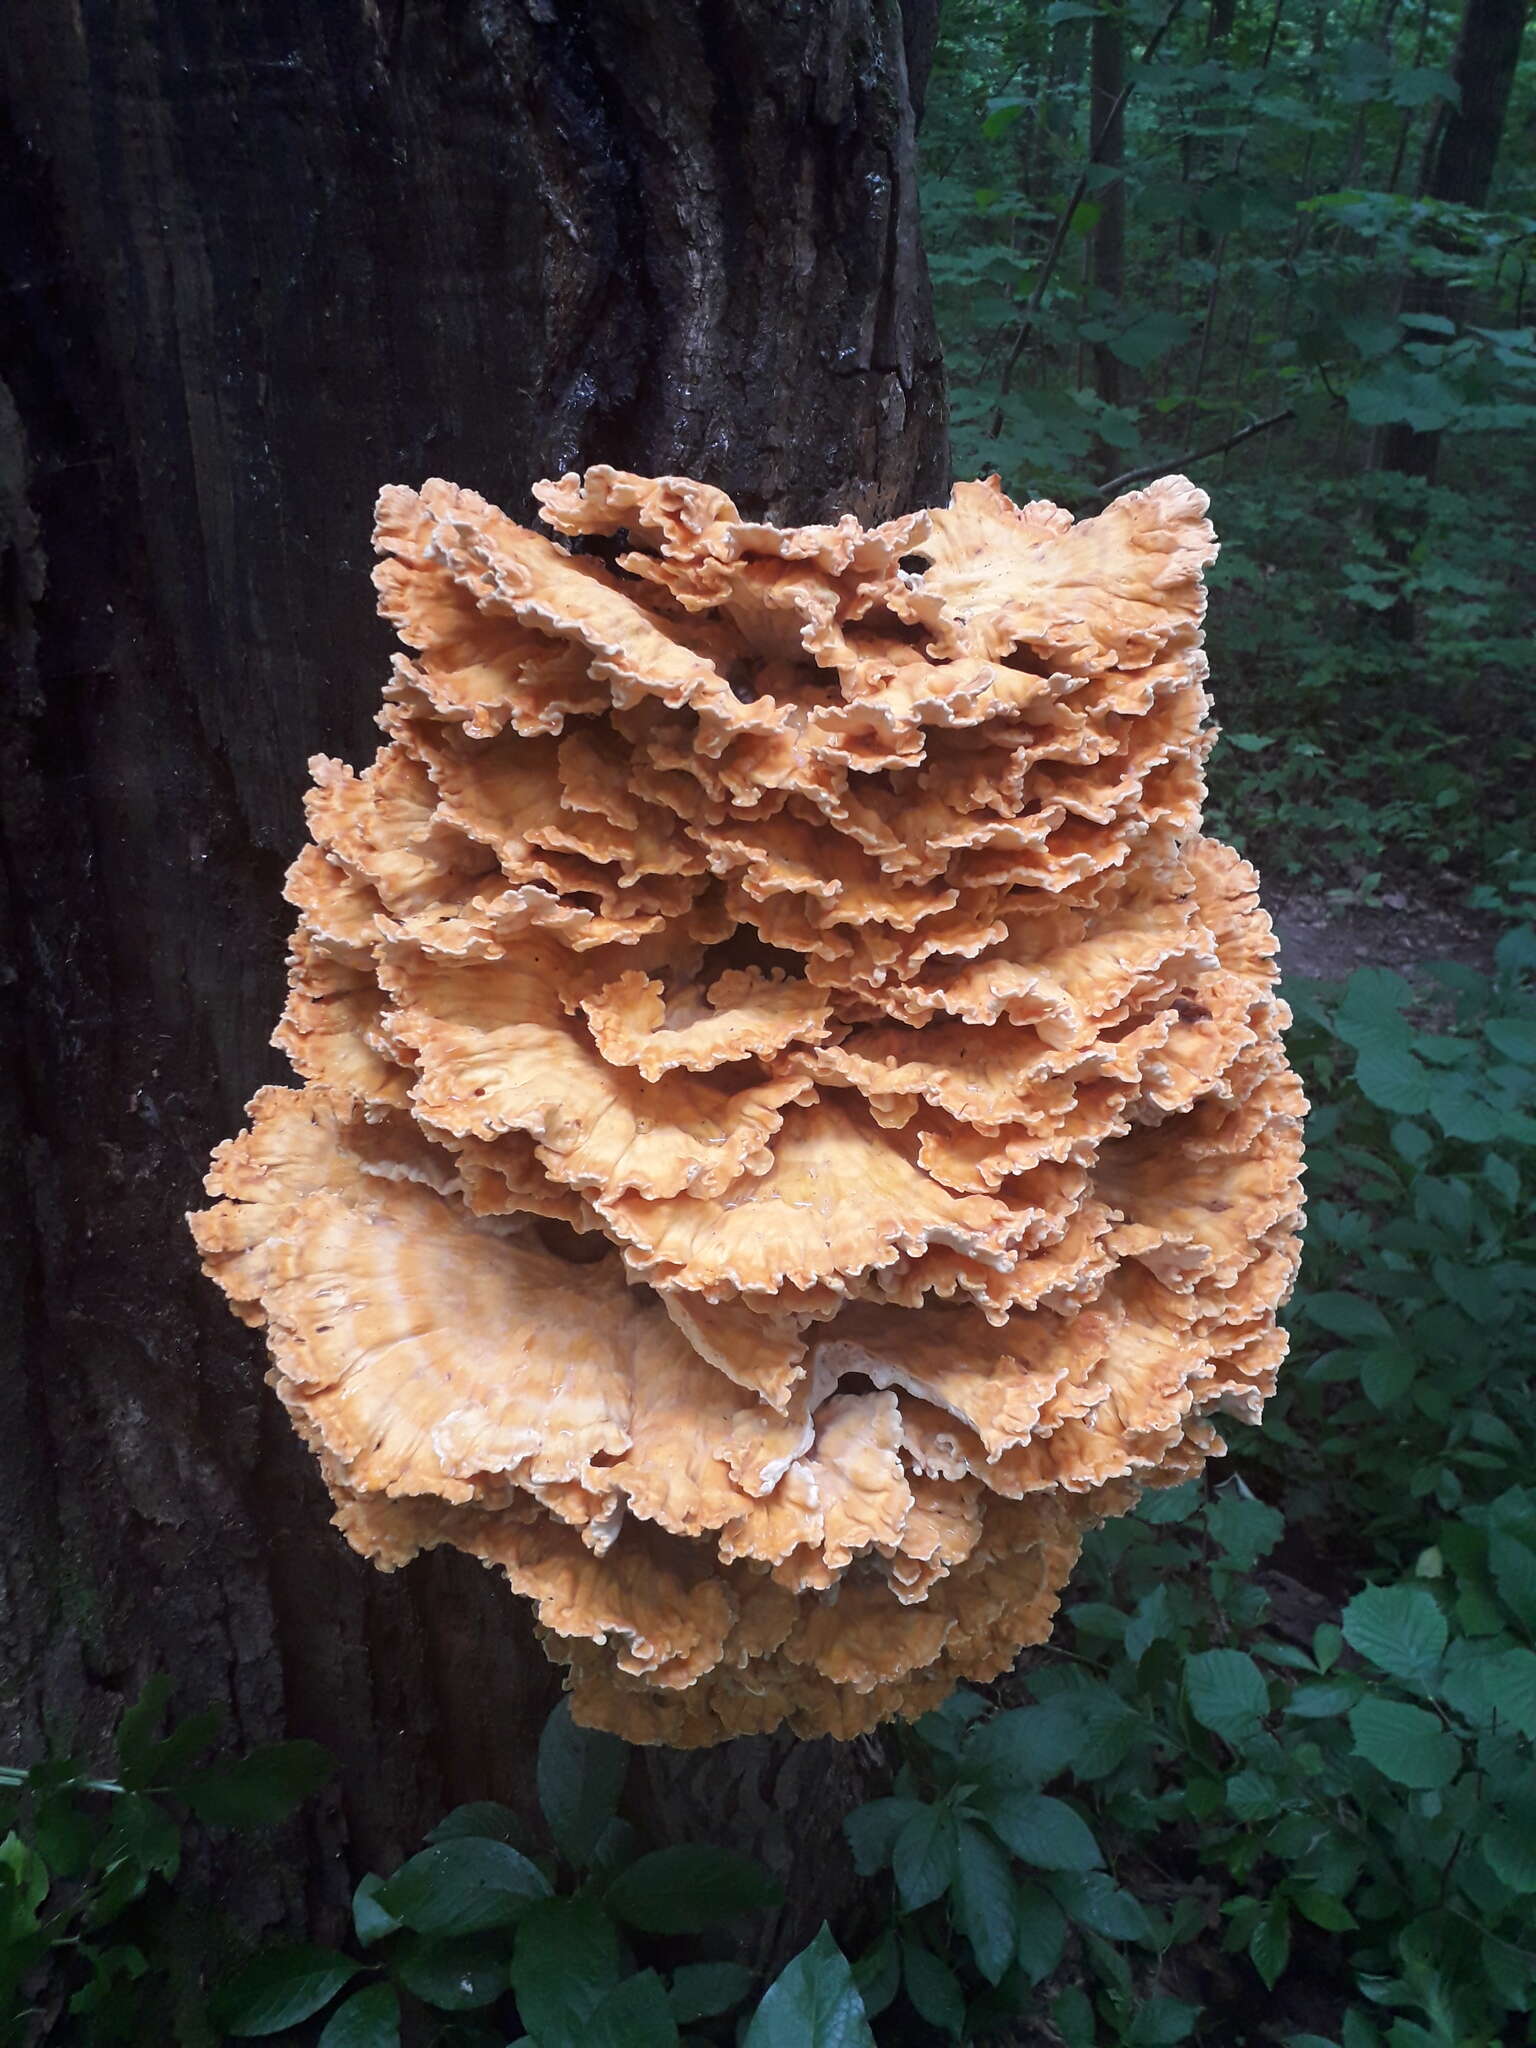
left=1268, top=888, right=1501, bottom=984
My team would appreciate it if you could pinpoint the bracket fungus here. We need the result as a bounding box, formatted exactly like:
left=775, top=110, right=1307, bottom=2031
left=191, top=467, right=1305, bottom=1745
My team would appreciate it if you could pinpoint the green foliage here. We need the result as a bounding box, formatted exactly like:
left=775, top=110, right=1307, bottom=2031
left=816, top=931, right=1536, bottom=2043
left=0, top=1684, right=330, bottom=2044
left=922, top=0, right=1535, bottom=898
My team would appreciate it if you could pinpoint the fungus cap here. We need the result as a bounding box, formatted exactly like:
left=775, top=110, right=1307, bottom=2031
left=191, top=467, right=1304, bottom=1744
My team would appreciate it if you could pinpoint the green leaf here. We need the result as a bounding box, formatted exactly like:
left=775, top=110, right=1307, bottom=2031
left=1443, top=1644, right=1536, bottom=1737
left=953, top=1822, right=1016, bottom=1985
left=536, top=1699, right=628, bottom=1870
left=510, top=1897, right=620, bottom=2038
left=1305, top=1293, right=1393, bottom=1341
left=317, top=1983, right=400, bottom=2048
left=351, top=1872, right=401, bottom=1948
left=892, top=1803, right=958, bottom=1909
left=983, top=1793, right=1101, bottom=1872
left=587, top=1969, right=679, bottom=2048
left=1185, top=1649, right=1270, bottom=1741
left=1347, top=1697, right=1461, bottom=1789
left=668, top=1961, right=756, bottom=2023
left=1483, top=1810, right=1536, bottom=1894
left=1341, top=1584, right=1447, bottom=1685
left=1355, top=1047, right=1434, bottom=1115
left=1014, top=1883, right=1068, bottom=1985
left=1205, top=1492, right=1285, bottom=1570
left=962, top=1701, right=1086, bottom=1786
left=605, top=1845, right=780, bottom=1934
left=851, top=1930, right=900, bottom=2019
left=214, top=1945, right=360, bottom=2037
left=1105, top=310, right=1192, bottom=370
left=843, top=1796, right=923, bottom=1876
left=391, top=1932, right=509, bottom=2011
left=900, top=1935, right=965, bottom=2039
left=426, top=1801, right=530, bottom=1848
left=1123, top=1583, right=1174, bottom=1664
left=184, top=1741, right=332, bottom=1828
left=744, top=1924, right=875, bottom=2048
left=379, top=1836, right=550, bottom=1935
left=1489, top=1534, right=1536, bottom=1633
left=1049, top=1870, right=1152, bottom=1943
left=1250, top=1900, right=1290, bottom=1988
left=1291, top=1886, right=1357, bottom=1931
left=1485, top=1019, right=1536, bottom=1064
left=1125, top=1997, right=1200, bottom=2045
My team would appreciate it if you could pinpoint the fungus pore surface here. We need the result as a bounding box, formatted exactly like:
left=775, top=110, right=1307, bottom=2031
left=191, top=468, right=1305, bottom=1745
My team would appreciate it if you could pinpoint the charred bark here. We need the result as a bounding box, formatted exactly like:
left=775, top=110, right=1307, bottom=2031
left=0, top=0, right=948, bottom=1977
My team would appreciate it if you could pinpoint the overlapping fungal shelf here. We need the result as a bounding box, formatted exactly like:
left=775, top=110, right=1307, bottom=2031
left=190, top=467, right=1305, bottom=1745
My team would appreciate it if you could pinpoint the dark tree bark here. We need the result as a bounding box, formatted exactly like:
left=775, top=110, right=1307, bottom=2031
left=1089, top=0, right=1127, bottom=414
left=0, top=0, right=948, bottom=1986
left=1378, top=0, right=1528, bottom=483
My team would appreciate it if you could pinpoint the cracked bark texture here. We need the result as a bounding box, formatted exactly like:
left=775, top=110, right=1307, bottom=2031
left=0, top=0, right=948, bottom=1974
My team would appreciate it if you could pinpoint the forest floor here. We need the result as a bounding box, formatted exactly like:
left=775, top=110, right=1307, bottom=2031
left=1269, top=884, right=1501, bottom=983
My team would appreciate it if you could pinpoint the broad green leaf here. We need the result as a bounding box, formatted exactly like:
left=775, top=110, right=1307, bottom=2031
left=843, top=1796, right=923, bottom=1875
left=351, top=1872, right=401, bottom=1948
left=851, top=1930, right=900, bottom=2019
left=1123, top=1583, right=1173, bottom=1664
left=1205, top=1492, right=1285, bottom=1569
left=379, top=1836, right=549, bottom=1935
left=391, top=1932, right=508, bottom=2011
left=1347, top=1697, right=1461, bottom=1788
left=744, top=1925, right=875, bottom=2048
left=1250, top=1899, right=1290, bottom=1988
left=537, top=1700, right=628, bottom=1869
left=587, top=1969, right=679, bottom=2048
left=1305, top=1293, right=1393, bottom=1341
left=1489, top=1535, right=1536, bottom=1633
left=214, top=1946, right=359, bottom=2037
left=1014, top=1883, right=1068, bottom=1985
left=317, top=1983, right=400, bottom=2048
left=984, top=1793, right=1101, bottom=1872
left=1185, top=1649, right=1270, bottom=1741
left=1483, top=1810, right=1536, bottom=1894
left=185, top=1741, right=332, bottom=1829
left=900, top=1934, right=965, bottom=2039
left=1049, top=1870, right=1152, bottom=1943
left=668, top=1961, right=756, bottom=2023
left=892, top=1803, right=958, bottom=1909
left=510, top=1896, right=620, bottom=2037
left=1354, top=1047, right=1434, bottom=1115
left=1440, top=1644, right=1536, bottom=1735
left=1341, top=1584, right=1447, bottom=1685
left=426, top=1801, right=529, bottom=1848
left=606, top=1844, right=780, bottom=1933
left=953, top=1821, right=1016, bottom=1985
left=1291, top=1886, right=1357, bottom=1931
left=1125, top=1996, right=1200, bottom=2045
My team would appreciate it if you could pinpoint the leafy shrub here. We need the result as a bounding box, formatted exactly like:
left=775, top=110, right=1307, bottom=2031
left=0, top=1677, right=329, bottom=2044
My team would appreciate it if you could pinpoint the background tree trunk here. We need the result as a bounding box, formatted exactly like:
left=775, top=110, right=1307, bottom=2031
left=1089, top=2, right=1127, bottom=423
left=0, top=0, right=948, bottom=1974
left=1377, top=0, right=1528, bottom=483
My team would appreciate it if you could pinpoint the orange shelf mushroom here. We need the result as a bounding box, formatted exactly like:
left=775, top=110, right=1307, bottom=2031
left=190, top=467, right=1305, bottom=1745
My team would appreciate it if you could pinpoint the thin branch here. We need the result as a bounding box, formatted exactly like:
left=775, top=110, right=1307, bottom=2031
left=986, top=0, right=1188, bottom=436
left=1088, top=407, right=1295, bottom=497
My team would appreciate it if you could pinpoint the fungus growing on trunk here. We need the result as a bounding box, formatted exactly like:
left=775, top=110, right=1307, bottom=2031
left=190, top=468, right=1304, bottom=1745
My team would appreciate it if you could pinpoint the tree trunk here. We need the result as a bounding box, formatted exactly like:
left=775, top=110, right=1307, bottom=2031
left=0, top=0, right=948, bottom=1982
left=1377, top=0, right=1528, bottom=483
left=1089, top=0, right=1127, bottom=416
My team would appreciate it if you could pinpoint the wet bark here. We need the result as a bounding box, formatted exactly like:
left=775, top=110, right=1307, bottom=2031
left=0, top=0, right=948, bottom=1979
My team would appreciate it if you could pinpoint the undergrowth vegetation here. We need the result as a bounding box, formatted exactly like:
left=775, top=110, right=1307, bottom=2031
left=6, top=934, right=1535, bottom=2044
left=922, top=0, right=1535, bottom=897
